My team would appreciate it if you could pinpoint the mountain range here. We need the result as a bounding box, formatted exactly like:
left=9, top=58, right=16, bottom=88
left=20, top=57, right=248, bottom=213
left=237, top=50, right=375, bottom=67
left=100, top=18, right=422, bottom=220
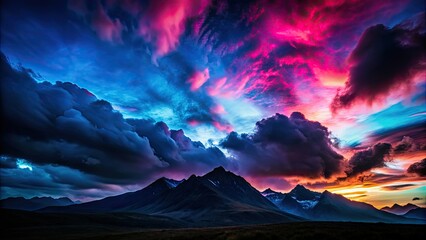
left=261, top=185, right=424, bottom=223
left=381, top=203, right=419, bottom=215
left=1, top=167, right=424, bottom=226
left=39, top=166, right=299, bottom=226
left=0, top=196, right=74, bottom=211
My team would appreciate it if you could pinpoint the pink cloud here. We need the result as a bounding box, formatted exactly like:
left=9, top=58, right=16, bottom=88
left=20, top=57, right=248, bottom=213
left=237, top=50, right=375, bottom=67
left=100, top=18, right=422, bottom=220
left=137, top=0, right=211, bottom=62
left=210, top=104, right=226, bottom=115
left=206, top=77, right=227, bottom=96
left=91, top=4, right=123, bottom=43
left=187, top=119, right=200, bottom=126
left=212, top=121, right=233, bottom=132
left=188, top=68, right=210, bottom=91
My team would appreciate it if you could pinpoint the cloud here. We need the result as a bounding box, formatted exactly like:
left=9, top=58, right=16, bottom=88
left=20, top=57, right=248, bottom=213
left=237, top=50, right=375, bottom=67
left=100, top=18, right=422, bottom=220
left=407, top=158, right=426, bottom=176
left=69, top=0, right=211, bottom=60
left=394, top=136, right=418, bottom=153
left=412, top=197, right=422, bottom=201
left=137, top=0, right=211, bottom=62
left=381, top=184, right=416, bottom=191
left=126, top=119, right=231, bottom=174
left=0, top=156, right=17, bottom=169
left=332, top=14, right=426, bottom=111
left=220, top=112, right=344, bottom=179
left=188, top=68, right=209, bottom=91
left=68, top=0, right=124, bottom=43
left=0, top=52, right=231, bottom=189
left=366, top=122, right=426, bottom=151
left=128, top=51, right=233, bottom=132
left=0, top=156, right=129, bottom=201
left=90, top=3, right=123, bottom=43
left=345, top=143, right=392, bottom=178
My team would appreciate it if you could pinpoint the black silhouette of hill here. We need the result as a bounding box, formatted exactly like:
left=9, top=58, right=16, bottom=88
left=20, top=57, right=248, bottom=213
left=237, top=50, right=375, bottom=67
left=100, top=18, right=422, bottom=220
left=0, top=196, right=74, bottom=211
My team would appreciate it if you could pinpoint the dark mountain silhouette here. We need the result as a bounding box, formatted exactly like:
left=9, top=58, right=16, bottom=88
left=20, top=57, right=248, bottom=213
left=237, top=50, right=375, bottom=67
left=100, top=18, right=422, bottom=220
left=310, top=190, right=415, bottom=223
left=381, top=203, right=419, bottom=215
left=31, top=167, right=423, bottom=225
left=403, top=207, right=426, bottom=222
left=0, top=196, right=74, bottom=211
left=263, top=185, right=420, bottom=223
left=41, top=177, right=182, bottom=213
left=41, top=167, right=300, bottom=226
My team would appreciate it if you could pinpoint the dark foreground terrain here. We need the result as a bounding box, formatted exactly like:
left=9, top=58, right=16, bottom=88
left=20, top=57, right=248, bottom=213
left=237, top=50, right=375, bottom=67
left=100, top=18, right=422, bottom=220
left=2, top=209, right=425, bottom=240
left=82, top=223, right=426, bottom=240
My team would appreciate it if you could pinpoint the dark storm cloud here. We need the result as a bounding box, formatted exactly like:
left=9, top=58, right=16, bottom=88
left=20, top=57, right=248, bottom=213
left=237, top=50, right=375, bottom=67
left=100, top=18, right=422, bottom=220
left=1, top=52, right=161, bottom=182
left=332, top=13, right=426, bottom=111
left=220, top=112, right=344, bottom=179
left=0, top=52, right=231, bottom=188
left=0, top=158, right=125, bottom=200
left=126, top=119, right=231, bottom=173
left=0, top=156, right=18, bottom=169
left=1, top=161, right=103, bottom=190
left=345, top=143, right=392, bottom=178
left=394, top=136, right=417, bottom=153
left=407, top=158, right=426, bottom=177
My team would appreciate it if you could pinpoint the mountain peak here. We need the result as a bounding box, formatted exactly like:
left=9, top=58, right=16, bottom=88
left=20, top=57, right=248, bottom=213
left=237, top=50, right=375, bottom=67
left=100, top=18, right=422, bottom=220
left=294, top=184, right=307, bottom=190
left=287, top=184, right=321, bottom=201
left=318, top=190, right=339, bottom=203
left=262, top=188, right=282, bottom=195
left=205, top=166, right=232, bottom=178
left=322, top=190, right=332, bottom=195
left=289, top=184, right=310, bottom=195
left=385, top=203, right=418, bottom=210
left=212, top=166, right=226, bottom=173
left=160, top=177, right=184, bottom=188
left=381, top=203, right=420, bottom=215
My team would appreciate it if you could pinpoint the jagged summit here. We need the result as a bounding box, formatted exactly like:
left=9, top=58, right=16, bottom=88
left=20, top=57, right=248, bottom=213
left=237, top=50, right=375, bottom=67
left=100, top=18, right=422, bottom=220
left=288, top=184, right=320, bottom=201
left=211, top=166, right=227, bottom=173
left=322, top=190, right=332, bottom=195
left=262, top=188, right=276, bottom=194
left=204, top=166, right=235, bottom=180
left=381, top=203, right=419, bottom=215
left=293, top=184, right=307, bottom=190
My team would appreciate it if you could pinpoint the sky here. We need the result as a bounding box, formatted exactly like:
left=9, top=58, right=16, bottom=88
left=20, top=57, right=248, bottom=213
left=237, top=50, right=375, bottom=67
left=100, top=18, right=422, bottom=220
left=0, top=0, right=425, bottom=208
